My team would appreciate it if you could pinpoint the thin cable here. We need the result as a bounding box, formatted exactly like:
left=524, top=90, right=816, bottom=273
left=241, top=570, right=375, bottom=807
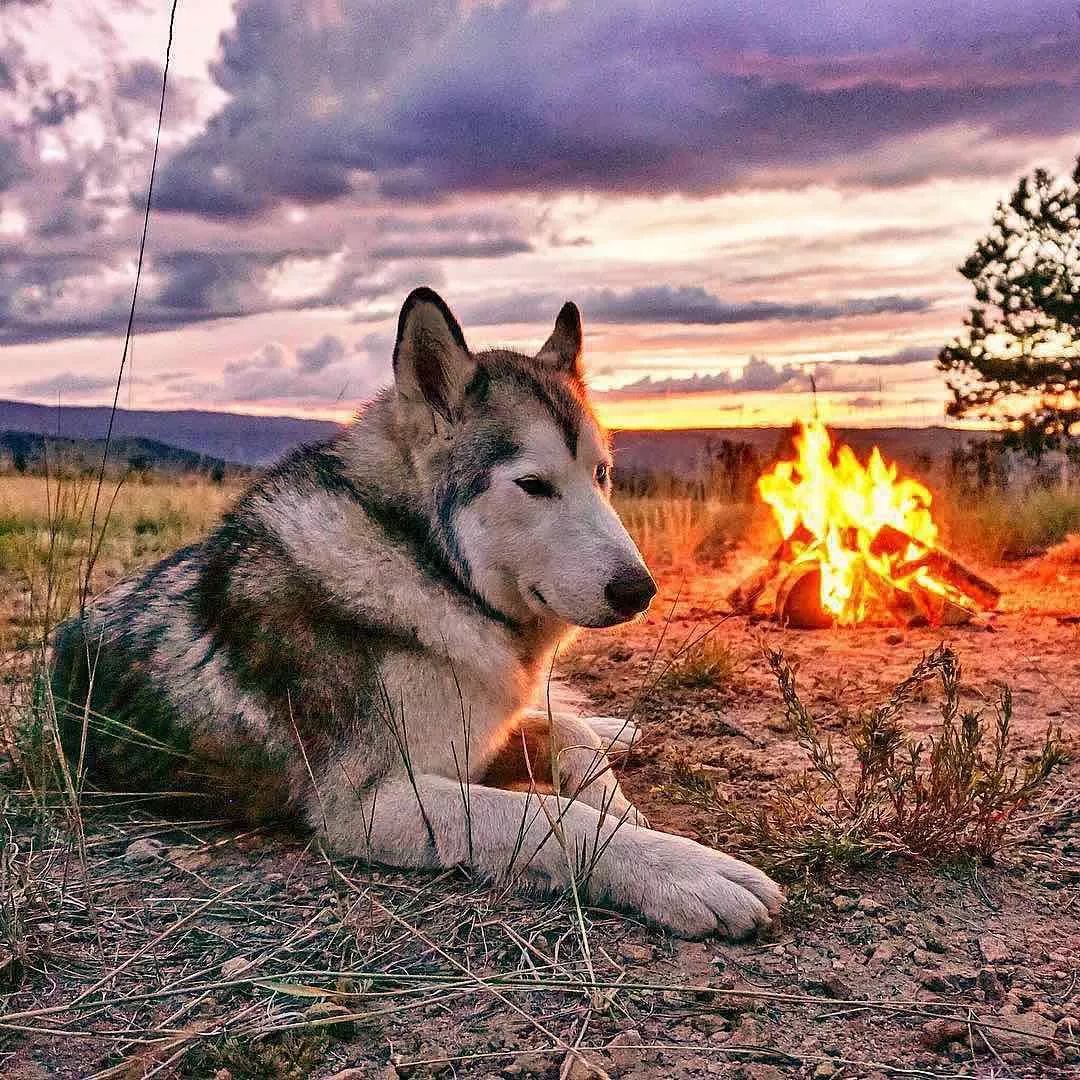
left=81, top=0, right=181, bottom=611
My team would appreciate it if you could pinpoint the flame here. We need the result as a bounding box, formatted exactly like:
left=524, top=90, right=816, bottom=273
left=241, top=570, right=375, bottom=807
left=757, top=420, right=954, bottom=625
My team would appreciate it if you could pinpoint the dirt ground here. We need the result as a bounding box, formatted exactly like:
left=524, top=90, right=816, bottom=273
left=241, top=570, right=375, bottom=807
left=1, top=547, right=1077, bottom=1079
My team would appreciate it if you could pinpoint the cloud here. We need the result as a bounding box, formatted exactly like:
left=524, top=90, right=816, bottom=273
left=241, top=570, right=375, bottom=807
left=163, top=334, right=382, bottom=407
left=464, top=285, right=930, bottom=327
left=296, top=334, right=345, bottom=373
left=372, top=236, right=531, bottom=260
left=223, top=342, right=287, bottom=377
left=13, top=371, right=119, bottom=397
left=153, top=0, right=1080, bottom=219
left=601, top=356, right=805, bottom=398
left=30, top=87, right=80, bottom=127
left=855, top=346, right=939, bottom=366
left=0, top=248, right=355, bottom=346
left=0, top=137, right=26, bottom=191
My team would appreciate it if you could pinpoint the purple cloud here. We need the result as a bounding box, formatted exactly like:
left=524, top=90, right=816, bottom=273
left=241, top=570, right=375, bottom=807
left=463, top=285, right=930, bottom=327
left=602, top=357, right=805, bottom=398
left=154, top=0, right=1080, bottom=219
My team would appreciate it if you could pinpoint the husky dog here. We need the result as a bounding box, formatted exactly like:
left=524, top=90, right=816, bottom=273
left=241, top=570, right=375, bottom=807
left=53, top=288, right=782, bottom=938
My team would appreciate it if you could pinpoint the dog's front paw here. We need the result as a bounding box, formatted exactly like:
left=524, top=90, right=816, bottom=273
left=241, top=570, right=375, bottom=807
left=614, top=832, right=783, bottom=939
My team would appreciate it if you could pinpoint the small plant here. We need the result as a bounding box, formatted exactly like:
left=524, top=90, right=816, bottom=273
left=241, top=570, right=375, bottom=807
left=178, top=1031, right=331, bottom=1080
left=691, top=644, right=1065, bottom=869
left=663, top=634, right=745, bottom=691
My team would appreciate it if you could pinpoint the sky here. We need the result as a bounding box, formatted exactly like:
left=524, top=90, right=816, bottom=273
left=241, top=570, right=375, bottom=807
left=1, top=0, right=1078, bottom=430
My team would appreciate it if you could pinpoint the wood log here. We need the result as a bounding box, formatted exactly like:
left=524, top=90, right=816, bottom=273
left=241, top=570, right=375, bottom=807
left=907, top=580, right=975, bottom=627
left=775, top=562, right=834, bottom=629
left=727, top=523, right=814, bottom=612
left=893, top=549, right=1001, bottom=610
left=869, top=524, right=1000, bottom=610
left=869, top=523, right=924, bottom=558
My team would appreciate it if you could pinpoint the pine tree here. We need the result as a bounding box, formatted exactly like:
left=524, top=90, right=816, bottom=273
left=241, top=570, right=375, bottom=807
left=938, top=158, right=1079, bottom=453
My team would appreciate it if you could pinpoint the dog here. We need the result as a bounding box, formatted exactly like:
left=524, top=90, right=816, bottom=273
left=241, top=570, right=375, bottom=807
left=53, top=288, right=782, bottom=938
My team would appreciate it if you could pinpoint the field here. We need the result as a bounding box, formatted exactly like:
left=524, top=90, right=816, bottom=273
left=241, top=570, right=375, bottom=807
left=0, top=457, right=1078, bottom=1079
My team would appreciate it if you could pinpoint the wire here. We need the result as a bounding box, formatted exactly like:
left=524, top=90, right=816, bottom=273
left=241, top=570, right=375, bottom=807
left=81, top=0, right=181, bottom=611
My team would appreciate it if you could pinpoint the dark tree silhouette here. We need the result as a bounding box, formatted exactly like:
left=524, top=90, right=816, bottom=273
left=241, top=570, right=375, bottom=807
left=938, top=158, right=1080, bottom=453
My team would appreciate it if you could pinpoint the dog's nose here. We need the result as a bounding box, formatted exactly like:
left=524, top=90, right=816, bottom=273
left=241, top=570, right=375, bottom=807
left=604, top=567, right=657, bottom=617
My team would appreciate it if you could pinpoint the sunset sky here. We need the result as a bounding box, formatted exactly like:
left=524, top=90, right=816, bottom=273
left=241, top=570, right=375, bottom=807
left=1, top=0, right=1078, bottom=429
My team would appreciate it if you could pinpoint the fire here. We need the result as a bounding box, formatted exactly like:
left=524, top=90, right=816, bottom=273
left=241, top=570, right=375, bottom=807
left=751, top=420, right=998, bottom=627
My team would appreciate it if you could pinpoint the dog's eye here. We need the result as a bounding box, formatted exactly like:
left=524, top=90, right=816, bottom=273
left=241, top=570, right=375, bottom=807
left=514, top=475, right=557, bottom=498
left=595, top=462, right=611, bottom=485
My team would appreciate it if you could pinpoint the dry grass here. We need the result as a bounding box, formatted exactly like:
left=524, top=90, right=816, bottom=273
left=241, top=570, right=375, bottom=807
left=662, top=634, right=746, bottom=692
left=938, top=484, right=1080, bottom=562
left=0, top=473, right=240, bottom=649
left=675, top=644, right=1066, bottom=871
left=613, top=494, right=752, bottom=570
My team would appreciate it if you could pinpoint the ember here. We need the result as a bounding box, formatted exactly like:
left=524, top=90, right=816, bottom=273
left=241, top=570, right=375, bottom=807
left=731, top=420, right=1001, bottom=628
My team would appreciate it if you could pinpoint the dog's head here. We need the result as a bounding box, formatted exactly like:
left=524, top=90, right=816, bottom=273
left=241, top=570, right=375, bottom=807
left=392, top=287, right=656, bottom=629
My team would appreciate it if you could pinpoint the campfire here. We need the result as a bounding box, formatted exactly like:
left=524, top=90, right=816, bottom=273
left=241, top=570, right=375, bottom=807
left=730, top=420, right=1001, bottom=628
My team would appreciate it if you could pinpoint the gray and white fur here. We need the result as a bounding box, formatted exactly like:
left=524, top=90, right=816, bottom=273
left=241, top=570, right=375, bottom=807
left=53, top=288, right=782, bottom=938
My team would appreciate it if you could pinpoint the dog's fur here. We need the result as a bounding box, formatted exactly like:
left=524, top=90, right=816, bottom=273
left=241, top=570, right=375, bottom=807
left=53, top=288, right=782, bottom=938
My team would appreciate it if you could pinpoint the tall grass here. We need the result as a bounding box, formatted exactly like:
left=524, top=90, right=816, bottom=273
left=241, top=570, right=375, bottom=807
left=613, top=494, right=754, bottom=569
left=0, top=473, right=239, bottom=650
left=938, top=484, right=1080, bottom=562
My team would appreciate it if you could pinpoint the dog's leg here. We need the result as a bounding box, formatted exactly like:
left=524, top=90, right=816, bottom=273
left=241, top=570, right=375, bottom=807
left=496, top=712, right=647, bottom=826
left=524, top=708, right=642, bottom=755
left=581, top=714, right=643, bottom=754
left=315, top=772, right=782, bottom=940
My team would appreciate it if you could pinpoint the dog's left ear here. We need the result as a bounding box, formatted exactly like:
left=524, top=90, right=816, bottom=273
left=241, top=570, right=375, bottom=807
left=393, top=287, right=476, bottom=426
left=536, top=301, right=583, bottom=379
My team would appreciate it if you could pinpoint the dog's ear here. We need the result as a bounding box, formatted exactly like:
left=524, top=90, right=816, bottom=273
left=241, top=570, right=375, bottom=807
left=393, top=287, right=475, bottom=425
left=536, top=301, right=583, bottom=379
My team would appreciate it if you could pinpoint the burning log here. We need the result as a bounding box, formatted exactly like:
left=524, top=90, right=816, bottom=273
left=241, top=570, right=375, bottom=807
left=894, top=550, right=1001, bottom=612
left=871, top=523, right=1000, bottom=611
left=907, top=581, right=977, bottom=627
left=775, top=562, right=833, bottom=629
left=727, top=523, right=813, bottom=613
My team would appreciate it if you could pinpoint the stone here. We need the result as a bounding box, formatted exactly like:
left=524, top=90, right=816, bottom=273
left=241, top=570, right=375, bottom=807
left=885, top=630, right=904, bottom=646
left=606, top=1029, right=645, bottom=1070
left=831, top=894, right=856, bottom=912
left=813, top=1063, right=836, bottom=1079
left=731, top=1016, right=764, bottom=1044
left=857, top=897, right=882, bottom=914
left=869, top=943, right=897, bottom=965
left=690, top=1011, right=730, bottom=1036
left=815, top=974, right=856, bottom=1000
left=617, top=941, right=652, bottom=963
left=977, top=967, right=1005, bottom=1003
left=978, top=935, right=1009, bottom=964
left=919, top=1019, right=967, bottom=1051
left=220, top=956, right=251, bottom=979
left=304, top=1001, right=355, bottom=1038
left=560, top=1050, right=611, bottom=1080
left=918, top=970, right=951, bottom=993
left=991, top=1011, right=1057, bottom=1056
left=124, top=837, right=167, bottom=864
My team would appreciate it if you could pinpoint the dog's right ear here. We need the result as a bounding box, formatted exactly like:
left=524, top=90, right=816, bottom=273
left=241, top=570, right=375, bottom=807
left=393, top=287, right=475, bottom=426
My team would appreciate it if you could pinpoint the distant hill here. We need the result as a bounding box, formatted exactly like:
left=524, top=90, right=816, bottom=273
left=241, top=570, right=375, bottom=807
left=0, top=430, right=235, bottom=478
left=0, top=400, right=991, bottom=478
left=0, top=401, right=340, bottom=466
